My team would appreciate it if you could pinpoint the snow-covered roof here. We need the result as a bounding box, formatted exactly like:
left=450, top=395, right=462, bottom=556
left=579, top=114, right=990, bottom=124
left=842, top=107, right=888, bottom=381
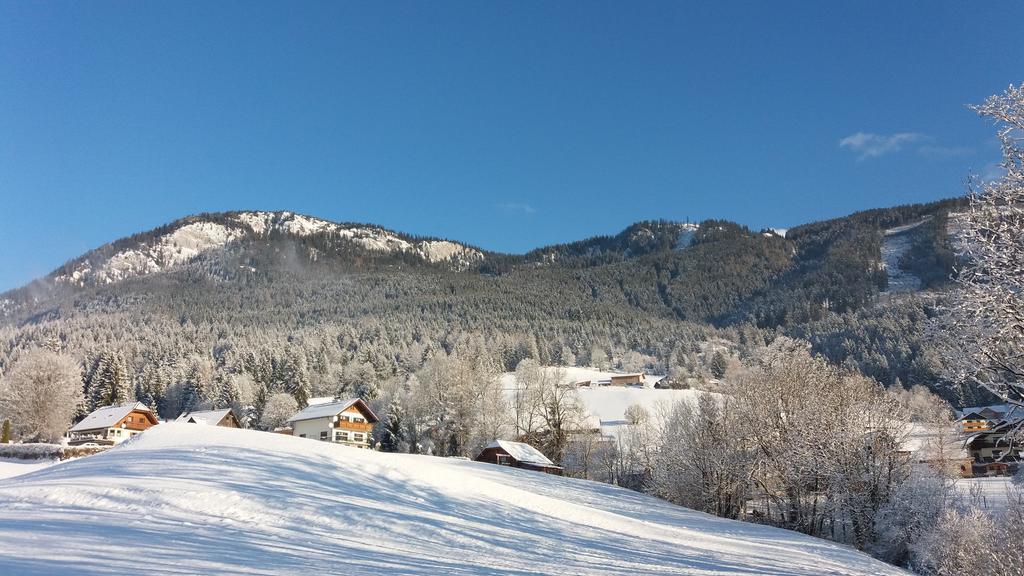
left=956, top=404, right=1014, bottom=419
left=175, top=409, right=234, bottom=425
left=286, top=398, right=377, bottom=424
left=487, top=440, right=555, bottom=467
left=69, top=402, right=152, bottom=432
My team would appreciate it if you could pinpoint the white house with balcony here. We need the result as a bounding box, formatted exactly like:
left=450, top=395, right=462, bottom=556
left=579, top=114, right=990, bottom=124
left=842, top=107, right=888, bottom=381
left=286, top=398, right=379, bottom=449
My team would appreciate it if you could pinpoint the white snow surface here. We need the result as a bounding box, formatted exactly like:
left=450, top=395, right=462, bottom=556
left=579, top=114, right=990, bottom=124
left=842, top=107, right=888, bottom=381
left=0, top=458, right=57, bottom=480
left=0, top=425, right=905, bottom=575
left=56, top=211, right=484, bottom=286
left=674, top=223, right=699, bottom=250
left=955, top=477, right=1021, bottom=513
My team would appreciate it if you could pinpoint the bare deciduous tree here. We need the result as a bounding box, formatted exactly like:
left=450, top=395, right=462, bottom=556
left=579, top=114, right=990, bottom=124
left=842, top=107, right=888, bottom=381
left=941, top=83, right=1024, bottom=422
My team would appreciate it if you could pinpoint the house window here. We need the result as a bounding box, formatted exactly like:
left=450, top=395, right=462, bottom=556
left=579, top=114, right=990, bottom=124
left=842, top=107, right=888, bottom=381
left=299, top=434, right=307, bottom=438
left=337, top=432, right=349, bottom=441
left=353, top=433, right=364, bottom=441
left=320, top=431, right=329, bottom=441
left=496, top=454, right=511, bottom=466
left=126, top=416, right=133, bottom=423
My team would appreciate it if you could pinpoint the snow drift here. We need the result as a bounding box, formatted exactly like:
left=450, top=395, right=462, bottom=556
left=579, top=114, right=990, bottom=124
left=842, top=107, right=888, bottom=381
left=0, top=425, right=905, bottom=575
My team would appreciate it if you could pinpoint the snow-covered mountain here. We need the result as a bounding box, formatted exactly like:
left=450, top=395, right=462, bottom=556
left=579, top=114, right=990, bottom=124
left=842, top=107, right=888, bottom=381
left=0, top=425, right=906, bottom=575
left=54, top=211, right=485, bottom=287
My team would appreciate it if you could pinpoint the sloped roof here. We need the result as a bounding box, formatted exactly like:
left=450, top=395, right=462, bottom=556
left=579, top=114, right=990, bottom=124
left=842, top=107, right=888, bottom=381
left=175, top=409, right=235, bottom=425
left=286, top=398, right=378, bottom=424
left=486, top=440, right=555, bottom=467
left=70, top=402, right=153, bottom=432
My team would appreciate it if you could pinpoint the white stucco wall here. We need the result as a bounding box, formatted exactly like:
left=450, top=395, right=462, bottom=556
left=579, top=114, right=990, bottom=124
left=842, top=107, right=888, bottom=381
left=291, top=410, right=372, bottom=448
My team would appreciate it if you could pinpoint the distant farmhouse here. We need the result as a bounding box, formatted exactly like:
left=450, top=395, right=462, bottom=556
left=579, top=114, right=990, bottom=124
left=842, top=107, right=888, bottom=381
left=958, top=407, right=1007, bottom=434
left=68, top=402, right=158, bottom=446
left=608, top=373, right=645, bottom=386
left=957, top=405, right=1022, bottom=477
left=574, top=372, right=659, bottom=387
left=286, top=398, right=378, bottom=449
left=175, top=408, right=241, bottom=428
left=476, top=440, right=563, bottom=475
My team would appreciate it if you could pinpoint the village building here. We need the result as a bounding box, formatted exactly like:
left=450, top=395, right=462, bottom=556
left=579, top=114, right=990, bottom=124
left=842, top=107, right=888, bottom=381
left=286, top=398, right=378, bottom=449
left=475, top=440, right=563, bottom=475
left=964, top=419, right=1022, bottom=476
left=608, top=372, right=646, bottom=386
left=956, top=406, right=1007, bottom=434
left=175, top=408, right=241, bottom=428
left=68, top=402, right=159, bottom=446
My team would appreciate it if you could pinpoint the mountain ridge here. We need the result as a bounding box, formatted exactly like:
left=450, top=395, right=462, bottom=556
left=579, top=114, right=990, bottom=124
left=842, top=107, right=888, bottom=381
left=1, top=199, right=964, bottom=327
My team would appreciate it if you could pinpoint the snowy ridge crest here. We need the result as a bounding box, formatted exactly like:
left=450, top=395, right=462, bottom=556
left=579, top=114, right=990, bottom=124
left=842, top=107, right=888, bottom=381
left=55, top=211, right=485, bottom=286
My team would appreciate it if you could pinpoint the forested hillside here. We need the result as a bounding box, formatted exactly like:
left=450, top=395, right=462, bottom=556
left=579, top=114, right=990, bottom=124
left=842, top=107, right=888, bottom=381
left=0, top=198, right=972, bottom=428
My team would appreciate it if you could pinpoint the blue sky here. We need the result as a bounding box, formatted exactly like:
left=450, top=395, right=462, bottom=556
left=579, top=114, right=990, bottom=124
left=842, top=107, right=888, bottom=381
left=1, top=2, right=1022, bottom=291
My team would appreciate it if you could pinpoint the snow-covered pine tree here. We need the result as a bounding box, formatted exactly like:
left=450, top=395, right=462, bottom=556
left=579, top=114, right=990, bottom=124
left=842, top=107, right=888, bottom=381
left=380, top=400, right=405, bottom=452
left=179, top=361, right=207, bottom=415
left=87, top=353, right=113, bottom=410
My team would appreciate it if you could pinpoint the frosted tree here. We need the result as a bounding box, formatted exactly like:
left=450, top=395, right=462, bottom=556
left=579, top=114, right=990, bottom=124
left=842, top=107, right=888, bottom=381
left=260, top=392, right=298, bottom=430
left=941, top=83, right=1024, bottom=424
left=179, top=359, right=210, bottom=415
left=379, top=399, right=406, bottom=453
left=277, top=348, right=310, bottom=408
left=729, top=337, right=909, bottom=547
left=650, top=393, right=750, bottom=518
left=512, top=359, right=545, bottom=440
left=0, top=348, right=83, bottom=442
left=532, top=366, right=584, bottom=463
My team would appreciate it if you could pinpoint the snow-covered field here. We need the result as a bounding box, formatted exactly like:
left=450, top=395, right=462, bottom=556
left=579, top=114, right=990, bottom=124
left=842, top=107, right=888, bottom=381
left=0, top=458, right=57, bottom=480
left=955, top=476, right=1021, bottom=513
left=0, top=425, right=905, bottom=575
left=501, top=366, right=705, bottom=437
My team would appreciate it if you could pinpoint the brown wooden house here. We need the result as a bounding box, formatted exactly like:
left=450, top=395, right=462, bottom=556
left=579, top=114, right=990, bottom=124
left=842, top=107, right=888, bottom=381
left=68, top=402, right=159, bottom=445
left=476, top=440, right=563, bottom=475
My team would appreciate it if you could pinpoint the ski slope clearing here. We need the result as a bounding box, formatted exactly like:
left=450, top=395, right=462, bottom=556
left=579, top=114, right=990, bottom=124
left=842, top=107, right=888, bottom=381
left=880, top=217, right=930, bottom=293
left=0, top=425, right=905, bottom=575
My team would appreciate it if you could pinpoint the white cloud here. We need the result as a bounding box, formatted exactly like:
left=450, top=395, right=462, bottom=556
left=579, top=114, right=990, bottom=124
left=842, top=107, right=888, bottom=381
left=839, top=132, right=926, bottom=159
left=497, top=202, right=537, bottom=215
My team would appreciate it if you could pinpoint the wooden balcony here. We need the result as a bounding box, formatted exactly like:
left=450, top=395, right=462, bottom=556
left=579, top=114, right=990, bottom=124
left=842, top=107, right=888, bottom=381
left=331, top=420, right=373, bottom=433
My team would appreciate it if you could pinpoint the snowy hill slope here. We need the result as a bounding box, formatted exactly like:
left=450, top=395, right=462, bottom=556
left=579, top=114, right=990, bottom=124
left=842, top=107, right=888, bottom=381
left=0, top=425, right=905, bottom=575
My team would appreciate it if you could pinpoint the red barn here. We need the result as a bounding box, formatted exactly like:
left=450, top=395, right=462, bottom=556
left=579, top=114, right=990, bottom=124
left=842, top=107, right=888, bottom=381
left=476, top=440, right=563, bottom=475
